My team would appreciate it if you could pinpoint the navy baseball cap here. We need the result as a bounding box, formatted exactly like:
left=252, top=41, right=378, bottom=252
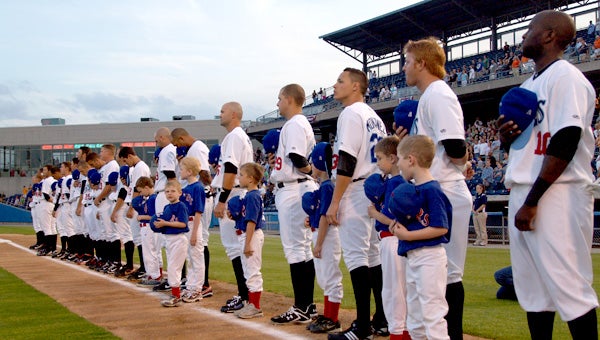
left=72, top=169, right=80, bottom=180
left=393, top=100, right=419, bottom=131
left=88, top=169, right=101, bottom=185
left=66, top=178, right=72, bottom=189
left=51, top=181, right=58, bottom=192
left=209, top=144, right=221, bottom=165
left=107, top=172, right=119, bottom=186
left=262, top=129, right=280, bottom=154
left=227, top=196, right=244, bottom=221
left=57, top=178, right=63, bottom=188
left=499, top=87, right=538, bottom=130
left=119, top=165, right=129, bottom=179
left=301, top=191, right=318, bottom=216
left=388, top=182, right=423, bottom=226
left=176, top=146, right=189, bottom=158
left=154, top=147, right=162, bottom=160
left=364, top=173, right=385, bottom=204
left=310, top=142, right=332, bottom=173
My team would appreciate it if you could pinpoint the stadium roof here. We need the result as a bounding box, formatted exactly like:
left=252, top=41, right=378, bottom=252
left=320, top=0, right=584, bottom=63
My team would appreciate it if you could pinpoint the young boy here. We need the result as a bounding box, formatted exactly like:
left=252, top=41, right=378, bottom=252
left=302, top=142, right=343, bottom=333
left=131, top=177, right=159, bottom=285
left=150, top=180, right=189, bottom=307
left=227, top=162, right=265, bottom=319
left=366, top=136, right=409, bottom=340
left=389, top=135, right=451, bottom=339
left=179, top=157, right=206, bottom=303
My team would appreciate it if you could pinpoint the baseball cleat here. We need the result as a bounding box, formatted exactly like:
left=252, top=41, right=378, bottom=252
left=236, top=302, right=263, bottom=319
left=201, top=285, right=213, bottom=298
left=270, top=305, right=311, bottom=325
left=161, top=296, right=182, bottom=307
left=220, top=295, right=243, bottom=313
left=328, top=320, right=373, bottom=340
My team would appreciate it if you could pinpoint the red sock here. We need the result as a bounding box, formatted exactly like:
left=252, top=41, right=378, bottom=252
left=171, top=286, right=180, bottom=298
left=329, top=300, right=340, bottom=323
left=323, top=296, right=330, bottom=319
left=159, top=267, right=163, bottom=278
left=248, top=291, right=261, bottom=309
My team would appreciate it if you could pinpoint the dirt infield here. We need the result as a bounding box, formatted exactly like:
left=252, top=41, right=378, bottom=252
left=0, top=235, right=486, bottom=339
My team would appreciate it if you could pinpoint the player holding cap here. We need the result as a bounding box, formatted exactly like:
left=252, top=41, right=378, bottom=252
left=269, top=84, right=319, bottom=325
left=400, top=37, right=472, bottom=340
left=498, top=10, right=598, bottom=339
left=326, top=68, right=387, bottom=340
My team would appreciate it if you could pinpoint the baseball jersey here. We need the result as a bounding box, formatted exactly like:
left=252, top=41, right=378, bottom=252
left=187, top=140, right=211, bottom=172
left=70, top=177, right=81, bottom=203
left=59, top=175, right=72, bottom=204
left=108, top=178, right=125, bottom=201
left=128, top=160, right=151, bottom=202
left=155, top=144, right=177, bottom=192
left=239, top=189, right=264, bottom=232
left=317, top=179, right=334, bottom=224
left=376, top=175, right=407, bottom=232
left=131, top=194, right=157, bottom=223
left=211, top=126, right=253, bottom=189
left=100, top=160, right=119, bottom=191
left=269, top=114, right=316, bottom=183
left=505, top=60, right=595, bottom=187
left=80, top=176, right=95, bottom=206
left=153, top=201, right=189, bottom=234
left=181, top=181, right=206, bottom=216
left=411, top=80, right=466, bottom=182
left=397, top=180, right=452, bottom=256
left=41, top=177, right=56, bottom=201
left=332, top=102, right=387, bottom=180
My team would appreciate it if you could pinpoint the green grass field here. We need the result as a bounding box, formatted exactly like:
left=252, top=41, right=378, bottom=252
left=1, top=225, right=599, bottom=339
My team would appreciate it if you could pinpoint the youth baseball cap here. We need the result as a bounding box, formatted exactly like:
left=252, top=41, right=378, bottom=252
left=301, top=191, right=318, bottom=216
left=227, top=196, right=244, bottom=221
left=364, top=173, right=386, bottom=204
left=209, top=144, right=221, bottom=165
left=51, top=181, right=58, bottom=192
left=393, top=100, right=419, bottom=131
left=88, top=169, right=101, bottom=185
left=388, top=182, right=423, bottom=226
left=499, top=87, right=538, bottom=130
left=176, top=146, right=189, bottom=158
left=262, top=129, right=280, bottom=154
left=57, top=178, right=63, bottom=188
left=119, top=165, right=129, bottom=179
left=71, top=169, right=80, bottom=180
left=310, top=142, right=332, bottom=173
left=66, top=178, right=72, bottom=189
left=107, top=172, right=119, bottom=186
left=154, top=147, right=162, bottom=160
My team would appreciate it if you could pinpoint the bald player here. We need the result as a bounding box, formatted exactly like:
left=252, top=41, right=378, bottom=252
left=498, top=10, right=598, bottom=339
left=171, top=128, right=214, bottom=296
left=400, top=38, right=472, bottom=340
left=212, top=102, right=254, bottom=313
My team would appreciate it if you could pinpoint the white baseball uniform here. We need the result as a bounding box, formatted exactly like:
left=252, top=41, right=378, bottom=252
left=30, top=184, right=41, bottom=233
left=412, top=79, right=472, bottom=284
left=270, top=114, right=318, bottom=264
left=57, top=175, right=74, bottom=237
left=69, top=176, right=85, bottom=236
left=210, top=126, right=253, bottom=260
left=128, top=160, right=151, bottom=246
left=39, top=177, right=57, bottom=236
left=505, top=60, right=599, bottom=321
left=97, top=160, right=120, bottom=242
left=109, top=177, right=133, bottom=243
left=332, top=101, right=386, bottom=271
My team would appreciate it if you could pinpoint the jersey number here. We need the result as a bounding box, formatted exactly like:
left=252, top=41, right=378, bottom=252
left=370, top=133, right=383, bottom=163
left=534, top=132, right=551, bottom=155
left=332, top=154, right=339, bottom=170
left=275, top=157, right=283, bottom=171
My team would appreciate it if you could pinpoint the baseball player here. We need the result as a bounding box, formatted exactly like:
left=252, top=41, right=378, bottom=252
left=227, top=162, right=266, bottom=319
left=28, top=174, right=43, bottom=250
left=82, top=161, right=104, bottom=268
left=132, top=176, right=159, bottom=285
left=326, top=68, right=387, bottom=340
left=171, top=128, right=214, bottom=297
left=54, top=162, right=74, bottom=258
left=37, top=165, right=60, bottom=256
left=401, top=38, right=473, bottom=340
left=366, top=136, right=410, bottom=340
left=118, top=146, right=151, bottom=280
left=212, top=102, right=254, bottom=313
left=302, top=142, right=343, bottom=334
left=108, top=164, right=135, bottom=275
left=68, top=168, right=86, bottom=262
left=269, top=84, right=319, bottom=324
left=498, top=10, right=598, bottom=339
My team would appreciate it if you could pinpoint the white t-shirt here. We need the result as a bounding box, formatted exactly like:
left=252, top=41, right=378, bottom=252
left=332, top=102, right=387, bottom=181
left=412, top=80, right=466, bottom=182
left=505, top=60, right=595, bottom=187
left=270, top=114, right=315, bottom=183
left=211, top=126, right=254, bottom=189
left=155, top=144, right=177, bottom=192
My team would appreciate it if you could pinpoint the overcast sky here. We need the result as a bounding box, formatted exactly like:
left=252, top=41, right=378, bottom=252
left=0, top=0, right=420, bottom=127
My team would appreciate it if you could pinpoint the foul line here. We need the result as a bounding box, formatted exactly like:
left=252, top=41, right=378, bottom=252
left=0, top=237, right=310, bottom=340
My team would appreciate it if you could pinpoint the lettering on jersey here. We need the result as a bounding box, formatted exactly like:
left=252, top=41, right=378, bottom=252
left=416, top=208, right=430, bottom=227
left=275, top=157, right=283, bottom=171
left=367, top=118, right=386, bottom=163
left=411, top=117, right=419, bottom=135
left=366, top=117, right=386, bottom=135
left=533, top=99, right=545, bottom=126
left=182, top=192, right=194, bottom=206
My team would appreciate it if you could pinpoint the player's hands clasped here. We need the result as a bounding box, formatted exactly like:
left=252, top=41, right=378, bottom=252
left=214, top=202, right=226, bottom=218
left=514, top=204, right=537, bottom=231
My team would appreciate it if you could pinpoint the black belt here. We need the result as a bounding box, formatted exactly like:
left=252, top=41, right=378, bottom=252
left=277, top=178, right=309, bottom=189
left=84, top=203, right=92, bottom=207
left=352, top=177, right=366, bottom=182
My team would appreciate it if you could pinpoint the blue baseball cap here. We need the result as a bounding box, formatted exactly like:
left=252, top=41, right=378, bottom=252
left=107, top=172, right=119, bottom=186
left=51, top=181, right=58, bottom=192
left=154, top=147, right=162, bottom=160
left=301, top=191, right=318, bottom=216
left=176, top=146, right=189, bottom=158
left=364, top=173, right=386, bottom=204
left=227, top=196, right=244, bottom=221
left=310, top=142, right=332, bottom=173
left=71, top=169, right=80, bottom=180
left=499, top=87, right=538, bottom=130
left=262, top=129, right=280, bottom=154
left=208, top=144, right=221, bottom=165
left=119, top=165, right=129, bottom=179
left=66, top=178, right=72, bottom=189
left=57, top=178, right=63, bottom=188
left=393, top=100, right=419, bottom=131
left=88, top=169, right=101, bottom=185
left=388, top=182, right=423, bottom=226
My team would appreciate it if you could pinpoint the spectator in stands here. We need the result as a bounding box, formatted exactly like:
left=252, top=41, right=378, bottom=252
left=370, top=70, right=377, bottom=80
left=503, top=42, right=510, bottom=53
left=576, top=37, right=589, bottom=61
left=493, top=162, right=505, bottom=191
left=475, top=58, right=483, bottom=79
left=312, top=90, right=318, bottom=103
left=511, top=54, right=521, bottom=77
left=478, top=137, right=490, bottom=160
left=468, top=64, right=475, bottom=83
left=494, top=266, right=517, bottom=301
left=593, top=35, right=600, bottom=59
left=481, top=158, right=494, bottom=189
left=460, top=67, right=468, bottom=86
left=565, top=39, right=577, bottom=59
left=448, top=69, right=458, bottom=87
left=588, top=20, right=596, bottom=40
left=379, top=85, right=389, bottom=101
left=491, top=135, right=501, bottom=161
left=390, top=83, right=397, bottom=97
left=473, top=136, right=481, bottom=160
left=489, top=59, right=497, bottom=79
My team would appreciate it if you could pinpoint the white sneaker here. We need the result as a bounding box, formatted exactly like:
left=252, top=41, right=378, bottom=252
left=182, top=290, right=202, bottom=303
left=237, top=302, right=263, bottom=319
left=161, top=295, right=182, bottom=307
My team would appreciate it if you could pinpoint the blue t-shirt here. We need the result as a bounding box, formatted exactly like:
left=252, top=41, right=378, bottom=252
left=131, top=194, right=156, bottom=223
left=181, top=181, right=206, bottom=216
left=239, top=189, right=264, bottom=232
left=153, top=201, right=189, bottom=234
left=308, top=179, right=334, bottom=229
left=473, top=192, right=487, bottom=211
left=397, top=180, right=452, bottom=256
left=376, top=175, right=406, bottom=232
